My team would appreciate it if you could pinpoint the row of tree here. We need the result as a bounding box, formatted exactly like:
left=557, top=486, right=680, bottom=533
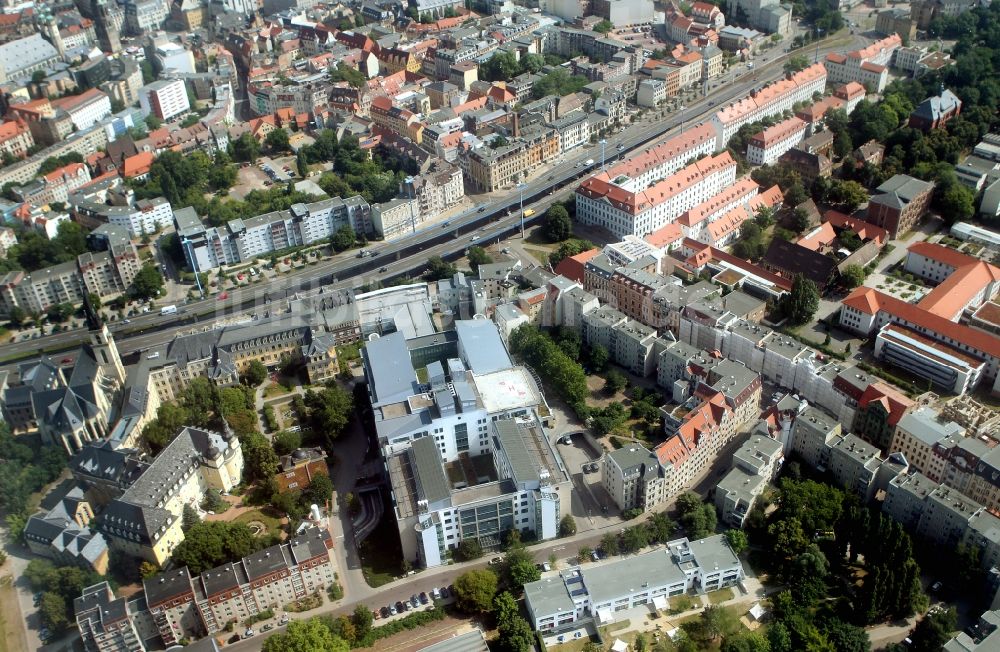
left=508, top=324, right=589, bottom=417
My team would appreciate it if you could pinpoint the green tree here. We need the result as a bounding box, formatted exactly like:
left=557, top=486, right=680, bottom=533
left=38, top=592, right=68, bottom=631
left=621, top=525, right=650, bottom=553
left=699, top=606, right=740, bottom=642
left=182, top=504, right=201, bottom=531
left=600, top=532, right=620, bottom=556
left=240, top=431, right=280, bottom=481
left=841, top=264, right=866, bottom=288
left=351, top=604, right=374, bottom=640
left=331, top=224, right=356, bottom=252
left=721, top=631, right=771, bottom=652
left=604, top=369, right=627, bottom=394
left=426, top=255, right=458, bottom=280
left=467, top=246, right=492, bottom=273
left=559, top=515, right=577, bottom=537
left=725, top=529, right=748, bottom=556
left=544, top=204, right=572, bottom=242
left=593, top=20, right=614, bottom=34
left=129, top=263, right=164, bottom=300
left=779, top=275, right=820, bottom=325
left=791, top=206, right=812, bottom=232
left=548, top=238, right=594, bottom=266
left=242, top=360, right=268, bottom=387
left=273, top=430, right=302, bottom=455
left=783, top=54, right=810, bottom=74
left=303, top=385, right=353, bottom=446
left=454, top=539, right=483, bottom=561
left=480, top=51, right=520, bottom=82
left=937, top=183, right=975, bottom=224
left=646, top=513, right=676, bottom=543
left=827, top=179, right=868, bottom=212
left=589, top=343, right=609, bottom=372
left=139, top=561, right=160, bottom=579
left=906, top=607, right=956, bottom=652
left=231, top=133, right=261, bottom=162
left=265, top=128, right=291, bottom=153
left=505, top=546, right=541, bottom=589
left=144, top=114, right=161, bottom=131
left=822, top=619, right=869, bottom=652
left=262, top=618, right=350, bottom=652
left=453, top=569, right=498, bottom=613
left=303, top=473, right=334, bottom=506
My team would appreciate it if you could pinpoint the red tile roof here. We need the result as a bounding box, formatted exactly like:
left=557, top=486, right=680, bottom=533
left=858, top=381, right=913, bottom=426
left=554, top=248, right=601, bottom=284
left=907, top=241, right=979, bottom=269
left=122, top=151, right=154, bottom=178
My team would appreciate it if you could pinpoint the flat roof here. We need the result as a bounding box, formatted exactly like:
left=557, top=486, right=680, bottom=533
left=456, top=320, right=512, bottom=374
left=583, top=548, right=688, bottom=605
left=689, top=534, right=741, bottom=574
left=364, top=331, right=419, bottom=407
left=473, top=367, right=542, bottom=414
left=410, top=436, right=451, bottom=504
left=525, top=575, right=575, bottom=618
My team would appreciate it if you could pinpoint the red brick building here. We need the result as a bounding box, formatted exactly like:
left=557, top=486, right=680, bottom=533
left=275, top=448, right=329, bottom=493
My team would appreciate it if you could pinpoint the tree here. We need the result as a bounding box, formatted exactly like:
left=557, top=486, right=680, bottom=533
left=454, top=539, right=483, bottom=561
left=593, top=19, right=614, bottom=34
left=721, top=631, right=771, bottom=652
left=725, top=529, right=748, bottom=556
left=646, top=513, right=676, bottom=543
left=827, top=179, right=868, bottom=212
left=544, top=204, right=572, bottom=242
left=273, top=430, right=302, bottom=455
left=232, top=133, right=261, bottom=162
left=139, top=561, right=160, bottom=579
left=144, top=114, right=161, bottom=131
left=240, top=431, right=280, bottom=481
left=467, top=246, right=492, bottom=273
left=604, top=369, right=627, bottom=394
left=506, top=546, right=541, bottom=588
left=841, top=264, right=866, bottom=288
left=351, top=604, right=374, bottom=640
left=129, top=263, right=164, bottom=300
left=426, top=255, right=458, bottom=280
left=578, top=546, right=593, bottom=562
left=548, top=238, right=594, bottom=266
left=303, top=473, right=334, bottom=506
left=783, top=54, right=810, bottom=74
left=331, top=224, right=356, bottom=252
left=453, top=569, right=497, bottom=613
left=559, top=515, right=577, bottom=537
left=780, top=275, right=820, bottom=325
left=243, top=360, right=268, bottom=387
left=937, top=183, right=975, bottom=224
left=621, top=525, right=650, bottom=553
left=38, top=592, right=68, bottom=631
left=262, top=619, right=350, bottom=652
left=303, top=386, right=353, bottom=446
left=296, top=149, right=310, bottom=178
left=600, top=532, right=620, bottom=556
left=700, top=606, right=740, bottom=642
left=906, top=607, right=956, bottom=652
left=822, top=619, right=869, bottom=652
left=791, top=206, right=812, bottom=233
left=589, top=343, right=609, bottom=372
left=481, top=51, right=520, bottom=82
left=182, top=504, right=201, bottom=531
left=265, top=128, right=291, bottom=153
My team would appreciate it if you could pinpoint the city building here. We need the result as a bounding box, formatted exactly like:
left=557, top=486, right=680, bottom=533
left=823, top=34, right=902, bottom=93
left=0, top=34, right=60, bottom=82
left=24, top=486, right=108, bottom=574
left=746, top=117, right=807, bottom=166
left=909, top=87, right=963, bottom=131
left=75, top=582, right=152, bottom=652
left=0, top=119, right=35, bottom=160
left=715, top=434, right=783, bottom=528
left=51, top=88, right=113, bottom=132
left=275, top=447, right=329, bottom=493
left=889, top=407, right=965, bottom=482
left=865, top=174, right=935, bottom=239
left=602, top=444, right=666, bottom=513
left=138, top=79, right=191, bottom=122
left=524, top=535, right=744, bottom=630
left=98, top=426, right=244, bottom=565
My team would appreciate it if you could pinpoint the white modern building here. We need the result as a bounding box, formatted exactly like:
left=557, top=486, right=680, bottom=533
left=715, top=433, right=783, bottom=528
left=524, top=535, right=744, bottom=630
left=138, top=79, right=190, bottom=122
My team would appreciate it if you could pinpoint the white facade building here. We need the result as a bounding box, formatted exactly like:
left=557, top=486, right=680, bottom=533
left=138, top=79, right=190, bottom=121
left=746, top=117, right=807, bottom=166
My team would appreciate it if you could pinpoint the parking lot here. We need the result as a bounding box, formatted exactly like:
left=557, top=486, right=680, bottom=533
left=554, top=432, right=621, bottom=525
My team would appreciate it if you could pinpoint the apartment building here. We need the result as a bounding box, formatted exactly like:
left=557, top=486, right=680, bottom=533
left=715, top=434, right=783, bottom=528
left=401, top=162, right=464, bottom=220
left=98, top=427, right=244, bottom=565
left=866, top=174, right=935, bottom=238
left=75, top=582, right=150, bottom=652
left=0, top=119, right=35, bottom=159
left=24, top=486, right=108, bottom=574
left=138, top=79, right=190, bottom=122
left=372, top=197, right=419, bottom=241
left=176, top=197, right=370, bottom=271
left=16, top=162, right=92, bottom=207
left=823, top=34, right=902, bottom=92
left=602, top=444, right=666, bottom=513
left=247, top=82, right=325, bottom=117
left=889, top=407, right=965, bottom=482
left=525, top=535, right=744, bottom=630
left=0, top=262, right=84, bottom=318
left=52, top=89, right=113, bottom=132
left=576, top=152, right=738, bottom=239
left=710, top=63, right=827, bottom=149
left=72, top=187, right=174, bottom=237
left=746, top=117, right=807, bottom=166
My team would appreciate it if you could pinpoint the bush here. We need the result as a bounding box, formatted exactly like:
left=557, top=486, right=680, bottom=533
left=244, top=608, right=275, bottom=627
left=328, top=581, right=344, bottom=601
left=353, top=606, right=447, bottom=648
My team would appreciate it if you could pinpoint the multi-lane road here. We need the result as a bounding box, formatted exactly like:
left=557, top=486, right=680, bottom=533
left=0, top=33, right=865, bottom=372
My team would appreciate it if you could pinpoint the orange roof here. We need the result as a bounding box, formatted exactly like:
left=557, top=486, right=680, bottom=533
left=713, top=63, right=826, bottom=127
left=122, top=151, right=154, bottom=178
left=860, top=62, right=885, bottom=74
left=824, top=210, right=887, bottom=245
left=655, top=391, right=731, bottom=468
left=0, top=119, right=27, bottom=141
left=918, top=261, right=1000, bottom=319
left=677, top=177, right=758, bottom=227
left=835, top=82, right=866, bottom=100
left=554, top=247, right=600, bottom=284
left=706, top=204, right=752, bottom=243
left=842, top=286, right=1000, bottom=358
left=749, top=116, right=806, bottom=149
left=681, top=237, right=793, bottom=291
left=907, top=241, right=980, bottom=269
left=797, top=222, right=836, bottom=251
left=797, top=96, right=845, bottom=122
left=826, top=53, right=847, bottom=64
left=858, top=381, right=913, bottom=426
left=644, top=223, right=683, bottom=249
left=596, top=123, right=716, bottom=183
left=43, top=162, right=85, bottom=184
left=850, top=33, right=902, bottom=60
left=747, top=184, right=784, bottom=212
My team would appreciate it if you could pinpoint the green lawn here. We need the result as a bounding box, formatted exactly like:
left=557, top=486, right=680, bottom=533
left=233, top=507, right=284, bottom=537
left=707, top=587, right=735, bottom=604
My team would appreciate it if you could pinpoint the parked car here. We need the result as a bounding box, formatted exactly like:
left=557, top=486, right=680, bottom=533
left=419, top=592, right=429, bottom=604
left=441, top=586, right=451, bottom=599
left=380, top=606, right=391, bottom=618
left=389, top=605, right=398, bottom=616
left=279, top=614, right=289, bottom=625
left=431, top=587, right=441, bottom=599
left=244, top=629, right=255, bottom=638
left=489, top=557, right=503, bottom=565
left=262, top=624, right=274, bottom=632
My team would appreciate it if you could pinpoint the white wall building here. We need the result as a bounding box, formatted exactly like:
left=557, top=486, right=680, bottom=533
left=138, top=79, right=190, bottom=121
left=746, top=117, right=807, bottom=166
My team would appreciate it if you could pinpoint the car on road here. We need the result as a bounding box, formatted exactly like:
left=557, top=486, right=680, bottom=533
left=591, top=550, right=602, bottom=561
left=478, top=206, right=486, bottom=212
left=381, top=606, right=391, bottom=618
left=33, top=592, right=44, bottom=606
left=389, top=604, right=398, bottom=616
left=419, top=592, right=429, bottom=604
left=244, top=629, right=255, bottom=638
left=410, top=594, right=420, bottom=608
left=431, top=587, right=441, bottom=599
left=279, top=614, right=289, bottom=625
left=489, top=556, right=503, bottom=565
left=262, top=624, right=274, bottom=632
left=379, top=266, right=388, bottom=273
left=931, top=581, right=943, bottom=592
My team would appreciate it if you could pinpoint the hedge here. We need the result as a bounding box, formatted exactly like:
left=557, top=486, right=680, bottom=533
left=353, top=606, right=447, bottom=648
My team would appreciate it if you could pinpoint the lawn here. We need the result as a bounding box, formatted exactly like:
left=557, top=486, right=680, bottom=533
left=359, top=494, right=405, bottom=588
left=233, top=507, right=285, bottom=538
left=0, top=574, right=27, bottom=652
left=707, top=587, right=735, bottom=604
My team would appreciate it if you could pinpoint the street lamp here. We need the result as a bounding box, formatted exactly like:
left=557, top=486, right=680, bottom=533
left=517, top=183, right=527, bottom=239
left=599, top=139, right=607, bottom=170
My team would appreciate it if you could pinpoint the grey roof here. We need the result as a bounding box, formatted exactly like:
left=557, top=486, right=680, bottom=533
left=722, top=291, right=766, bottom=318
left=288, top=527, right=332, bottom=564
left=524, top=575, right=576, bottom=618
left=173, top=206, right=204, bottom=237
left=409, top=436, right=451, bottom=505
left=897, top=407, right=965, bottom=446
left=144, top=567, right=194, bottom=608
left=608, top=444, right=662, bottom=481
left=243, top=543, right=294, bottom=581
left=0, top=34, right=58, bottom=78
left=364, top=331, right=419, bottom=407
left=492, top=420, right=545, bottom=485
left=200, top=562, right=242, bottom=597
left=912, top=89, right=962, bottom=122
left=689, top=534, right=742, bottom=575
left=874, top=174, right=934, bottom=204
left=456, top=320, right=511, bottom=374
left=583, top=547, right=688, bottom=605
